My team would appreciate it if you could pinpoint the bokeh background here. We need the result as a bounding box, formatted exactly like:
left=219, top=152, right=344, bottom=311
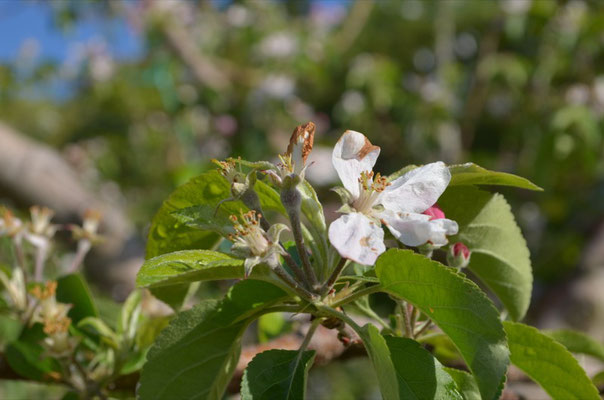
left=1, top=0, right=604, bottom=398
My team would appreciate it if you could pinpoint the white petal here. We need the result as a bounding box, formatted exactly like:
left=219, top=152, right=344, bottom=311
left=244, top=256, right=261, bottom=278
left=267, top=223, right=289, bottom=243
left=382, top=211, right=458, bottom=247
left=425, top=218, right=458, bottom=247
left=381, top=162, right=451, bottom=214
left=328, top=212, right=385, bottom=266
left=332, top=130, right=380, bottom=199
left=381, top=211, right=432, bottom=247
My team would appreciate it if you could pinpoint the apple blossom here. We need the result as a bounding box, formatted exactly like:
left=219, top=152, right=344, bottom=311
left=228, top=210, right=288, bottom=277
left=328, top=130, right=458, bottom=265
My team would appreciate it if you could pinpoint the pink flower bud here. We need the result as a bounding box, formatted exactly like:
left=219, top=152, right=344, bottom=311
left=448, top=242, right=470, bottom=269
left=452, top=242, right=470, bottom=259
left=423, top=204, right=445, bottom=220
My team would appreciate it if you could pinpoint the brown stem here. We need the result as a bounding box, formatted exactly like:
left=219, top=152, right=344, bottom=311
left=269, top=260, right=317, bottom=301
left=322, top=257, right=348, bottom=296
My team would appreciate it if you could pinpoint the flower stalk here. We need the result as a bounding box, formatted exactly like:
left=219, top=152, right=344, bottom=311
left=281, top=184, right=319, bottom=290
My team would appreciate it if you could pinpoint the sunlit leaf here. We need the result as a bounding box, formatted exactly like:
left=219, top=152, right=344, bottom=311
left=440, top=186, right=533, bottom=321
left=376, top=249, right=509, bottom=400
left=504, top=321, right=599, bottom=400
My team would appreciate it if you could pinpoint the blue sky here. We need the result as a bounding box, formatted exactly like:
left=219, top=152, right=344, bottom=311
left=0, top=1, right=143, bottom=63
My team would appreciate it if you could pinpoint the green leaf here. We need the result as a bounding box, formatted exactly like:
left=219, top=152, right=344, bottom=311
left=444, top=368, right=481, bottom=400
left=137, top=250, right=285, bottom=305
left=0, top=315, right=21, bottom=345
left=545, top=329, right=604, bottom=362
left=5, top=340, right=58, bottom=381
left=171, top=204, right=236, bottom=236
left=138, top=280, right=287, bottom=400
left=56, top=273, right=98, bottom=323
left=257, top=313, right=287, bottom=342
left=146, top=170, right=240, bottom=259
left=592, top=370, right=604, bottom=387
left=440, top=186, right=533, bottom=321
left=137, top=250, right=243, bottom=288
left=504, top=321, right=600, bottom=400
left=149, top=285, right=189, bottom=311
left=255, top=180, right=287, bottom=214
left=376, top=249, right=509, bottom=400
left=385, top=336, right=463, bottom=400
left=357, top=324, right=399, bottom=400
left=448, top=163, right=542, bottom=191
left=240, top=349, right=316, bottom=400
left=5, top=324, right=60, bottom=381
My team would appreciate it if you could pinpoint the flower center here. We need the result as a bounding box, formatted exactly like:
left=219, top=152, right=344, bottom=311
left=213, top=157, right=244, bottom=183
left=228, top=210, right=270, bottom=256
left=353, top=171, right=390, bottom=214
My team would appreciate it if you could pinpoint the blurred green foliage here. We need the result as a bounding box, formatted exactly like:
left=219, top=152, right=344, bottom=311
left=1, top=0, right=603, bottom=290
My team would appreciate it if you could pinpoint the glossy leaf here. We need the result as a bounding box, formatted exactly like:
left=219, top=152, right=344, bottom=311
left=146, top=170, right=240, bottom=259
left=440, top=186, right=533, bottom=321
left=357, top=324, right=399, bottom=400
left=448, top=163, right=542, bottom=191
left=376, top=249, right=509, bottom=400
left=545, top=329, right=604, bottom=362
left=385, top=336, right=463, bottom=400
left=137, top=250, right=243, bottom=288
left=504, top=321, right=599, bottom=400
left=138, top=280, right=287, bottom=400
left=240, top=349, right=315, bottom=400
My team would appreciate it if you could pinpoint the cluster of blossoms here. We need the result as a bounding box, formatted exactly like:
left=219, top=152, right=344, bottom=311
left=0, top=207, right=104, bottom=355
left=213, top=122, right=471, bottom=300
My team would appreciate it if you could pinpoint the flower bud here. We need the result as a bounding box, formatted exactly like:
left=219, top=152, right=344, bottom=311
left=423, top=204, right=445, bottom=220
left=286, top=122, right=315, bottom=176
left=447, top=242, right=471, bottom=269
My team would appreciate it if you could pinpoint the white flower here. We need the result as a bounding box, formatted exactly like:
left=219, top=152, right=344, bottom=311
left=0, top=209, right=24, bottom=244
left=328, top=131, right=458, bottom=265
left=25, top=206, right=57, bottom=249
left=0, top=267, right=27, bottom=312
left=228, top=210, right=288, bottom=277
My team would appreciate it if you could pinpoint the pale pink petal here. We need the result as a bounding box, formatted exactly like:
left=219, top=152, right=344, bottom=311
left=332, top=131, right=380, bottom=199
left=328, top=212, right=385, bottom=266
left=381, top=162, right=450, bottom=214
